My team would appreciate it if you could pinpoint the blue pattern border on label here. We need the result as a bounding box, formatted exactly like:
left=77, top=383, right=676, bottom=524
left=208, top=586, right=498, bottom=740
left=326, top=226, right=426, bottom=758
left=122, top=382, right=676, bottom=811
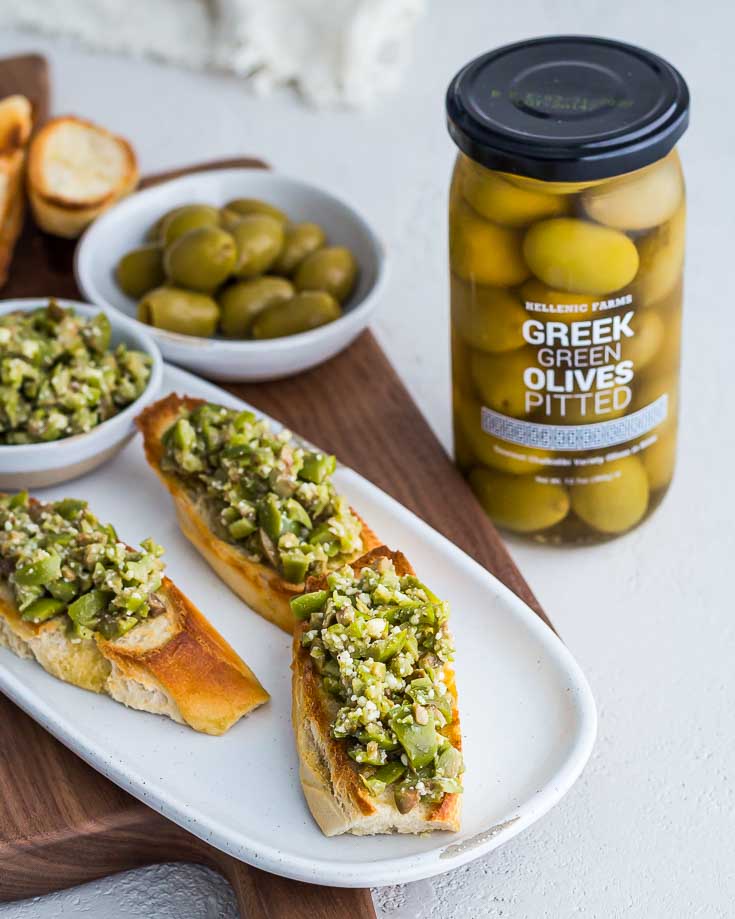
left=481, top=395, right=669, bottom=452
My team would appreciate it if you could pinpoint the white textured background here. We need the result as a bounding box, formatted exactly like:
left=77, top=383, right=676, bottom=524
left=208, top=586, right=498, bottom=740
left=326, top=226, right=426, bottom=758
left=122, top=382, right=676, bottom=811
left=0, top=0, right=733, bottom=916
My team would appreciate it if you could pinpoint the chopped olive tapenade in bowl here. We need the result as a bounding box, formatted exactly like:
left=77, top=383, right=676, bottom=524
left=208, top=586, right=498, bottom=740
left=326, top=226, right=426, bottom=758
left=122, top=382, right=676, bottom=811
left=0, top=298, right=163, bottom=488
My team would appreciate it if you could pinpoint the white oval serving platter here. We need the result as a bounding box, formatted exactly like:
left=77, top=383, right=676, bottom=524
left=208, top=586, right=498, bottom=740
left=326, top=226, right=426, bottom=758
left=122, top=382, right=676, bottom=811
left=0, top=365, right=596, bottom=888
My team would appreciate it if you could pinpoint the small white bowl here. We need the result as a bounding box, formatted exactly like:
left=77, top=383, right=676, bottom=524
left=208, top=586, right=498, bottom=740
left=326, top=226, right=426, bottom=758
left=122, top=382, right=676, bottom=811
left=0, top=299, right=163, bottom=490
left=75, top=170, right=387, bottom=382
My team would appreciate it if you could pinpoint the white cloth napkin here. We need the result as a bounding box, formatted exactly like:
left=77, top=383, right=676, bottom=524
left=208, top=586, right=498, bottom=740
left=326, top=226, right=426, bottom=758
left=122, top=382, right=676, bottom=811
left=0, top=0, right=426, bottom=108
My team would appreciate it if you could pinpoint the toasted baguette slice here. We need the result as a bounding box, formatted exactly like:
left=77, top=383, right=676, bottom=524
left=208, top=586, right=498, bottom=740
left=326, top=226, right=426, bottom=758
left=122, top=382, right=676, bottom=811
left=0, top=95, right=32, bottom=287
left=292, top=546, right=462, bottom=836
left=27, top=115, right=138, bottom=238
left=0, top=570, right=268, bottom=736
left=136, top=393, right=381, bottom=633
left=0, top=95, right=32, bottom=154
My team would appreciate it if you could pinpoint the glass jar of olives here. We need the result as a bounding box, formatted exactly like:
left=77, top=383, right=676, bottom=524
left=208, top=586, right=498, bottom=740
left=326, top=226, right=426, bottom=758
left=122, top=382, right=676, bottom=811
left=446, top=36, right=689, bottom=544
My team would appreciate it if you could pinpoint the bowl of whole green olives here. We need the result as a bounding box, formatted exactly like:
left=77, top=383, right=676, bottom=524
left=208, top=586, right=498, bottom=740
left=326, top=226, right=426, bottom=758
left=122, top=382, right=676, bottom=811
left=75, top=170, right=386, bottom=381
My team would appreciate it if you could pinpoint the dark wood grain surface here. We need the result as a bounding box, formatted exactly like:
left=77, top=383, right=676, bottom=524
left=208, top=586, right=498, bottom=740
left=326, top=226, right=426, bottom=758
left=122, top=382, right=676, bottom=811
left=0, top=52, right=549, bottom=919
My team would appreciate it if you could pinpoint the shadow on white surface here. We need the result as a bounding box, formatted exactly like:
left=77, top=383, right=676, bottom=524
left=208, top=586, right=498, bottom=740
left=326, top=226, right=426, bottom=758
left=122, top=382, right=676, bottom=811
left=0, top=864, right=237, bottom=919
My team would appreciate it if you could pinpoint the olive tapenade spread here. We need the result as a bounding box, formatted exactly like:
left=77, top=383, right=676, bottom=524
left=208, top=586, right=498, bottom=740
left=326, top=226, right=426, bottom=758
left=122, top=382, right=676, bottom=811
left=161, top=402, right=363, bottom=584
left=292, top=557, right=463, bottom=811
left=0, top=492, right=165, bottom=640
left=0, top=301, right=151, bottom=444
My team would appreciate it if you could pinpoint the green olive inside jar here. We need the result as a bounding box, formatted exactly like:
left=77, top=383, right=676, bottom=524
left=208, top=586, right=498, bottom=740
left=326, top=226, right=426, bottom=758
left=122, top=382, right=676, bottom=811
left=446, top=36, right=689, bottom=544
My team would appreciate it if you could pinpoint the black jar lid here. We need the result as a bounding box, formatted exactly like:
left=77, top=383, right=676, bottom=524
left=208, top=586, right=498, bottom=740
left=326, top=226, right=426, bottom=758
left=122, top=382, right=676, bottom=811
left=446, top=36, right=689, bottom=182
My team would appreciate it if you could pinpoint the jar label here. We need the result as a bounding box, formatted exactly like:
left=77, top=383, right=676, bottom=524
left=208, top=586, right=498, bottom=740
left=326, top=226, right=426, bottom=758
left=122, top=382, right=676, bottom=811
left=520, top=301, right=637, bottom=420
left=481, top=395, right=668, bottom=451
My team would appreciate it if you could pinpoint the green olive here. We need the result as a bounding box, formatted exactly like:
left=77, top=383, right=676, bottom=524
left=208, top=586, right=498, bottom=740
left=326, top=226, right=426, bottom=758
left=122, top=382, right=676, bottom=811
left=644, top=302, right=681, bottom=378
left=251, top=291, right=341, bottom=339
left=219, top=276, right=294, bottom=338
left=450, top=201, right=529, bottom=287
left=453, top=413, right=475, bottom=469
left=454, top=397, right=551, bottom=474
left=145, top=213, right=167, bottom=241
left=500, top=172, right=605, bottom=196
left=137, top=286, right=219, bottom=337
left=621, top=310, right=665, bottom=372
left=115, top=244, right=165, bottom=298
left=231, top=215, right=285, bottom=279
left=469, top=347, right=537, bottom=418
left=273, top=222, right=326, bottom=275
left=164, top=225, right=237, bottom=292
left=451, top=330, right=477, bottom=398
left=634, top=204, right=686, bottom=306
left=522, top=218, right=639, bottom=295
left=570, top=456, right=649, bottom=534
left=642, top=427, right=677, bottom=490
left=219, top=208, right=244, bottom=233
left=582, top=153, right=684, bottom=231
left=451, top=275, right=528, bottom=353
left=461, top=159, right=568, bottom=227
left=294, top=246, right=358, bottom=303
left=160, top=204, right=220, bottom=246
left=631, top=374, right=679, bottom=427
left=223, top=198, right=288, bottom=225
left=469, top=466, right=570, bottom=533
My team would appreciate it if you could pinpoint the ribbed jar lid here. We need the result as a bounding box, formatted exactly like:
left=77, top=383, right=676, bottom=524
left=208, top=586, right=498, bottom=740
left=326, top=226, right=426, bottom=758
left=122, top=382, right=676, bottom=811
left=446, top=36, right=689, bottom=181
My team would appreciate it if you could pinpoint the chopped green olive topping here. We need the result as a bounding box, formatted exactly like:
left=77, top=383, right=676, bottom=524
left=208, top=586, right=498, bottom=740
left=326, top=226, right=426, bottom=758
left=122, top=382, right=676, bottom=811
left=161, top=402, right=363, bottom=584
left=293, top=558, right=463, bottom=807
left=390, top=703, right=439, bottom=769
left=0, top=301, right=152, bottom=444
left=360, top=761, right=407, bottom=796
left=20, top=596, right=65, bottom=622
left=15, top=551, right=61, bottom=586
left=0, top=493, right=165, bottom=640
left=291, top=589, right=329, bottom=620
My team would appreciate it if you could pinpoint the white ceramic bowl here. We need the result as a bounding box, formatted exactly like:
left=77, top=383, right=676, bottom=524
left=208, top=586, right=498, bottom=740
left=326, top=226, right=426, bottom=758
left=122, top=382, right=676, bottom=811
left=75, top=170, right=387, bottom=382
left=0, top=299, right=163, bottom=489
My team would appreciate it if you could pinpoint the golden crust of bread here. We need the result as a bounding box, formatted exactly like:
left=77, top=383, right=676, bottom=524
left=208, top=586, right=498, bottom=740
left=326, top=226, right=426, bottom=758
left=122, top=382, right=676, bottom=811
left=0, top=95, right=32, bottom=155
left=0, top=95, right=32, bottom=288
left=0, top=582, right=112, bottom=692
left=0, top=498, right=269, bottom=735
left=136, top=393, right=381, bottom=633
left=0, top=153, right=26, bottom=288
left=99, top=578, right=269, bottom=734
left=292, top=547, right=462, bottom=836
left=27, top=115, right=138, bottom=238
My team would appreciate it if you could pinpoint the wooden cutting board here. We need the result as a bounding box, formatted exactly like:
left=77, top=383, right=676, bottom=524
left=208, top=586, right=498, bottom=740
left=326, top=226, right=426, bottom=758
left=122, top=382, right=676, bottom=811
left=0, top=54, right=552, bottom=918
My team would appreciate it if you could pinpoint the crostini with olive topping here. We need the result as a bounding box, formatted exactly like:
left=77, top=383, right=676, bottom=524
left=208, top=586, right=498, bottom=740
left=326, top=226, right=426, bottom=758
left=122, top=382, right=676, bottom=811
left=291, top=546, right=463, bottom=836
left=0, top=491, right=268, bottom=734
left=136, top=394, right=380, bottom=633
